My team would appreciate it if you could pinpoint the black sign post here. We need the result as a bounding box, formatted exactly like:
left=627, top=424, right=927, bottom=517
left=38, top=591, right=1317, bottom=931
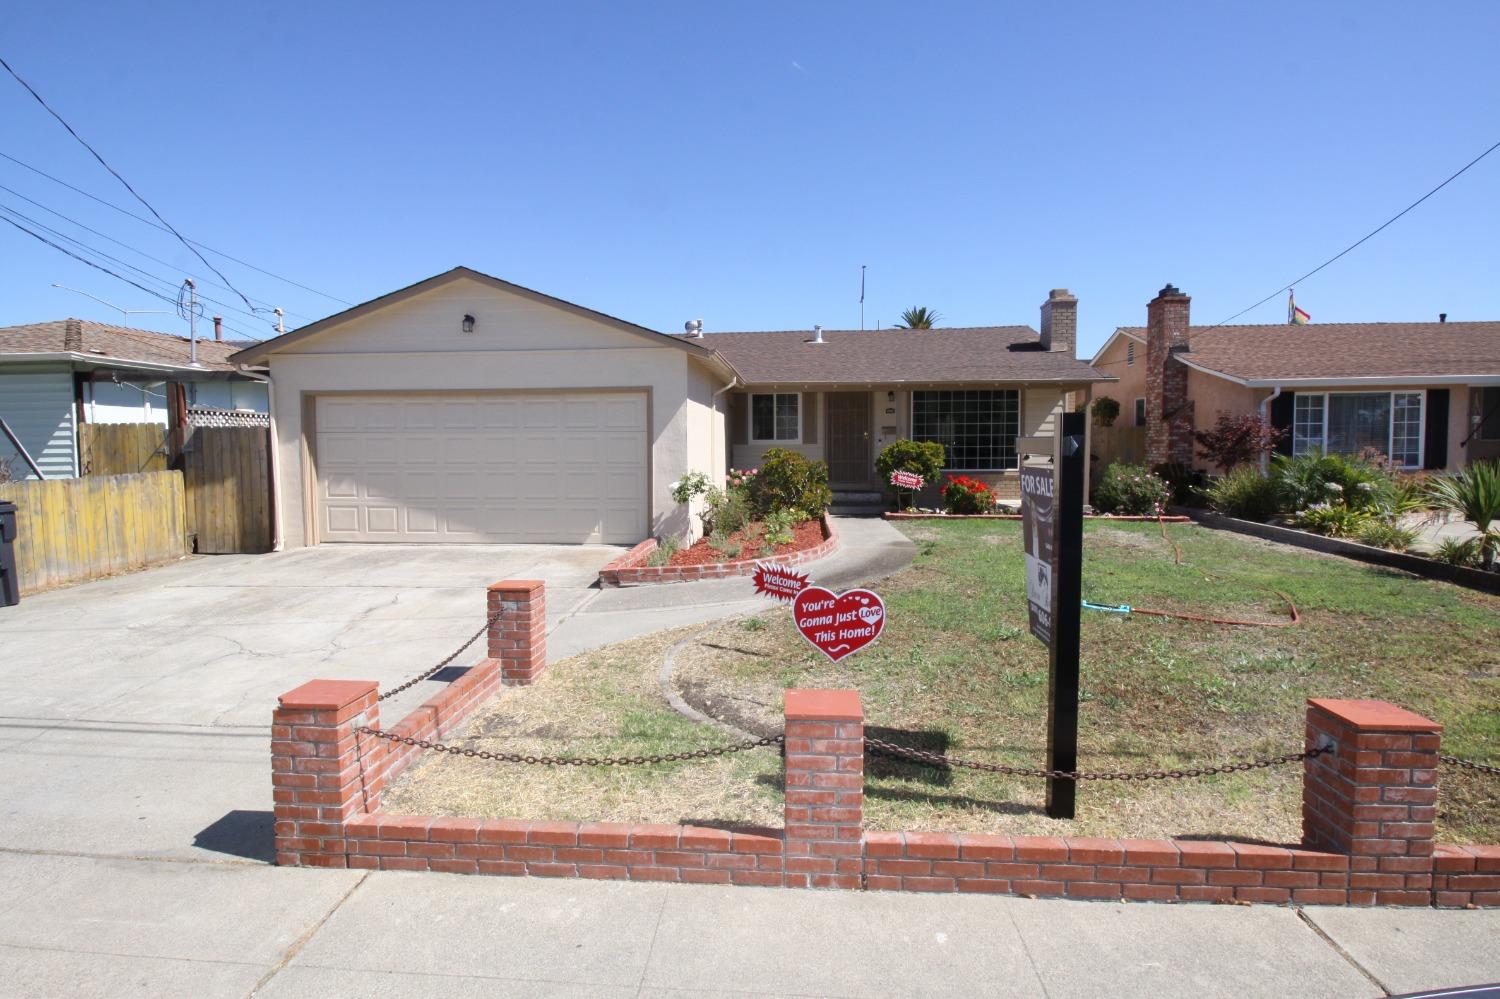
left=1020, top=411, right=1085, bottom=820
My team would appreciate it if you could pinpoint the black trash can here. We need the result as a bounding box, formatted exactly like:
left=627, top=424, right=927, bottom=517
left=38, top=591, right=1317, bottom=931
left=0, top=500, right=18, bottom=607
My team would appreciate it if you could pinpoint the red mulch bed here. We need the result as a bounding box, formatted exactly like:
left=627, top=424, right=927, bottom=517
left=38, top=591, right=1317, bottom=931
left=667, top=519, right=825, bottom=567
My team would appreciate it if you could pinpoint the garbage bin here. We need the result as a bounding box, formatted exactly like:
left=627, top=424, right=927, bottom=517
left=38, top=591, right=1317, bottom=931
left=0, top=500, right=18, bottom=607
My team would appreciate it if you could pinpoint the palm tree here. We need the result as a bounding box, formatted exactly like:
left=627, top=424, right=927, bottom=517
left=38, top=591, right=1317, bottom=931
left=894, top=307, right=940, bottom=329
left=1427, top=459, right=1500, bottom=570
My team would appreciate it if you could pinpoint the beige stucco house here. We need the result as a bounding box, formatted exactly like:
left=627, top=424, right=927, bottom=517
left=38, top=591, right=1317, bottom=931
left=1090, top=284, right=1500, bottom=475
left=231, top=268, right=1108, bottom=550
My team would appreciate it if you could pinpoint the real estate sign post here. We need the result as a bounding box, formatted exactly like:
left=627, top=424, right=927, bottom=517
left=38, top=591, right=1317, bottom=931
left=1020, top=411, right=1085, bottom=819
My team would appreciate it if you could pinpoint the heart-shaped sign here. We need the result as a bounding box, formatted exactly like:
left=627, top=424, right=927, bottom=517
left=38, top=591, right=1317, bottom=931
left=793, top=586, right=886, bottom=662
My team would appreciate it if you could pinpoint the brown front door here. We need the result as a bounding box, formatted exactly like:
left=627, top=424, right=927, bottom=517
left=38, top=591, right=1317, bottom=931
left=825, top=392, right=872, bottom=486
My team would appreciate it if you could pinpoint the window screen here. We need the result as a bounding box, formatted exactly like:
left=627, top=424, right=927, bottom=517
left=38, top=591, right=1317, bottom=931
left=751, top=393, right=799, bottom=442
left=911, top=390, right=1020, bottom=470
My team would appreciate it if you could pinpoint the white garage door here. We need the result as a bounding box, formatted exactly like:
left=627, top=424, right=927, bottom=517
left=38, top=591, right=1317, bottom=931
left=315, top=392, right=648, bottom=544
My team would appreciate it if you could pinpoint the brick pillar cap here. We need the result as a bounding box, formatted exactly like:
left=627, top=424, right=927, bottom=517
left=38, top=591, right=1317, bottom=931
left=488, top=579, right=545, bottom=594
left=785, top=688, right=862, bottom=722
left=1308, top=698, right=1441, bottom=733
left=278, top=679, right=378, bottom=710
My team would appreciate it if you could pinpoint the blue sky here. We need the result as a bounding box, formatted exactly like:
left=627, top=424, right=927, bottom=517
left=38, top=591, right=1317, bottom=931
left=3, top=1, right=1497, bottom=355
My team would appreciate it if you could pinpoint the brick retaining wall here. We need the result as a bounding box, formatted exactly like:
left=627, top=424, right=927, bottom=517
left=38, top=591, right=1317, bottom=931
left=599, top=515, right=838, bottom=586
left=273, top=580, right=1498, bottom=907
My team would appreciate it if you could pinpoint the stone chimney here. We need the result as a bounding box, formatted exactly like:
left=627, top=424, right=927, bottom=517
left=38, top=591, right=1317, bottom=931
left=1039, top=288, right=1077, bottom=356
left=1144, top=283, right=1194, bottom=468
left=63, top=318, right=83, bottom=353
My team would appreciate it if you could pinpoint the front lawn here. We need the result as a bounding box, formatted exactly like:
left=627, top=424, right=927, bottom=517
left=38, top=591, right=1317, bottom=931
left=384, top=520, right=1499, bottom=843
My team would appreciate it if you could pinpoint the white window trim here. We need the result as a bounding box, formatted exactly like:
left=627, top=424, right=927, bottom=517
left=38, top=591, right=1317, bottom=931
left=1291, top=390, right=1426, bottom=469
left=908, top=389, right=1022, bottom=472
left=749, top=392, right=802, bottom=444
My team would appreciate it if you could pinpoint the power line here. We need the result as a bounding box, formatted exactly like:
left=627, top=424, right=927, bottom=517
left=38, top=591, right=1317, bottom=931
left=0, top=149, right=351, bottom=307
left=1213, top=136, right=1500, bottom=327
left=0, top=181, right=313, bottom=321
left=0, top=54, right=276, bottom=320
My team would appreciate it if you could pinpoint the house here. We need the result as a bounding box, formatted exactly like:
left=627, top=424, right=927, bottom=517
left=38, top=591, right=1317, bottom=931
left=1089, top=284, right=1500, bottom=475
left=230, top=268, right=1110, bottom=549
left=0, top=318, right=270, bottom=480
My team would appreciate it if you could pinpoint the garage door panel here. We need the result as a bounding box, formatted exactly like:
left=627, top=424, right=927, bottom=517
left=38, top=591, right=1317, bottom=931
left=317, top=392, right=647, bottom=544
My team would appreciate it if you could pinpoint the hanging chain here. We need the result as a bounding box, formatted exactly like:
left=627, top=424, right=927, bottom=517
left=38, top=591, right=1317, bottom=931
left=864, top=736, right=1330, bottom=781
left=358, top=725, right=783, bottom=765
left=1441, top=754, right=1500, bottom=776
left=378, top=611, right=504, bottom=702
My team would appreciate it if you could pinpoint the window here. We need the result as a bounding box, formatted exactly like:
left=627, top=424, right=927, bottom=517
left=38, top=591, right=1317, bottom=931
left=750, top=393, right=799, bottom=442
left=1134, top=397, right=1146, bottom=427
left=1481, top=387, right=1500, bottom=441
left=911, top=390, right=1020, bottom=470
left=1126, top=343, right=1135, bottom=365
left=1291, top=391, right=1424, bottom=468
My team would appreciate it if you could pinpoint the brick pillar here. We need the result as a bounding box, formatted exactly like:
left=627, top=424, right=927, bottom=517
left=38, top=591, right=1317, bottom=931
left=1144, top=283, right=1194, bottom=468
left=1303, top=698, right=1442, bottom=906
left=487, top=580, right=546, bottom=685
left=783, top=689, right=864, bottom=890
left=272, top=679, right=381, bottom=868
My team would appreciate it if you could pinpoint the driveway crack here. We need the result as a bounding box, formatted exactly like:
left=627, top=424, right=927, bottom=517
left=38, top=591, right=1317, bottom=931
left=1295, top=908, right=1391, bottom=996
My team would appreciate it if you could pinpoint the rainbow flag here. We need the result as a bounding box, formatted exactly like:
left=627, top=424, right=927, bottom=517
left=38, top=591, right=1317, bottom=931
left=1288, top=291, right=1310, bottom=325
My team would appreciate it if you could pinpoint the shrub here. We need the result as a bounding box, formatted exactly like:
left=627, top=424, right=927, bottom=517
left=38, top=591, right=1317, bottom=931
left=1433, top=537, right=1481, bottom=567
left=875, top=439, right=946, bottom=488
left=1271, top=452, right=1388, bottom=513
left=1296, top=504, right=1373, bottom=538
left=1201, top=466, right=1279, bottom=521
left=749, top=448, right=832, bottom=517
left=1093, top=463, right=1171, bottom=516
left=1355, top=519, right=1419, bottom=551
left=1152, top=462, right=1206, bottom=506
left=1090, top=396, right=1121, bottom=428
left=1194, top=414, right=1285, bottom=471
left=726, top=467, right=758, bottom=490
left=645, top=538, right=680, bottom=567
left=940, top=474, right=994, bottom=514
left=702, top=485, right=751, bottom=536
left=707, top=529, right=741, bottom=559
left=669, top=470, right=710, bottom=505
left=763, top=509, right=797, bottom=546
left=1426, top=459, right=1500, bottom=569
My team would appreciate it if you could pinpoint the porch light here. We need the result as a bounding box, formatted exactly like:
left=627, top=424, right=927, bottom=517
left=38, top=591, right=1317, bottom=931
left=461, top=314, right=476, bottom=333
left=887, top=391, right=895, bottom=402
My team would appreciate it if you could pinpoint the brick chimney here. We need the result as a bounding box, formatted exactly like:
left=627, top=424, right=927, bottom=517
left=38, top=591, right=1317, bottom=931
left=1144, top=283, right=1194, bottom=468
left=63, top=318, right=83, bottom=353
left=1039, top=288, right=1077, bottom=356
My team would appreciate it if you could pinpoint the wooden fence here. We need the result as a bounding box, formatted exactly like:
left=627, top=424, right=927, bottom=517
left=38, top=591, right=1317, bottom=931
left=183, top=426, right=273, bottom=554
left=0, top=471, right=188, bottom=594
left=80, top=423, right=171, bottom=477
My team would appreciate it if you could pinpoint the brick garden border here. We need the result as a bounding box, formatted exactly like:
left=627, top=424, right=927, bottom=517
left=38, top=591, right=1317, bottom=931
left=598, top=514, right=838, bottom=587
left=884, top=513, right=1191, bottom=523
left=272, top=581, right=1499, bottom=906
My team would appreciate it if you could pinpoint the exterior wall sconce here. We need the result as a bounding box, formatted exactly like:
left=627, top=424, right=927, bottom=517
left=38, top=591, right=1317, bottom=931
left=887, top=391, right=895, bottom=402
left=461, top=314, right=476, bottom=333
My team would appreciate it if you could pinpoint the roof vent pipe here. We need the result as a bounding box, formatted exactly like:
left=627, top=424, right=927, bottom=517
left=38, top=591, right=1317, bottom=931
left=684, top=319, right=704, bottom=338
left=1439, top=313, right=1447, bottom=323
left=811, top=324, right=825, bottom=344
left=213, top=316, right=223, bottom=341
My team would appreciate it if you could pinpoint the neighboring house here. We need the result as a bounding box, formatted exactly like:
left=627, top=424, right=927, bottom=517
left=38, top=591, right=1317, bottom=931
left=1090, top=284, right=1500, bottom=474
left=0, top=318, right=269, bottom=480
left=230, top=268, right=1109, bottom=549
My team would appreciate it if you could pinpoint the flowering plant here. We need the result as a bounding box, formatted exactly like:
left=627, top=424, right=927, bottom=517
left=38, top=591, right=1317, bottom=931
left=726, top=467, right=758, bottom=490
left=939, top=474, right=994, bottom=514
left=1092, top=462, right=1171, bottom=515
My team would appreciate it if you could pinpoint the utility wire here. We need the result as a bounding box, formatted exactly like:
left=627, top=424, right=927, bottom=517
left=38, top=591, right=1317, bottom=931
left=0, top=181, right=312, bottom=321
left=1213, top=136, right=1500, bottom=327
left=0, top=149, right=351, bottom=307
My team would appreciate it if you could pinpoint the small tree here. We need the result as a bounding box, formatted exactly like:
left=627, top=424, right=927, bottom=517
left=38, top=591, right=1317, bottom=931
left=875, top=439, right=946, bottom=486
left=894, top=307, right=940, bottom=329
left=1194, top=414, right=1286, bottom=472
left=1090, top=396, right=1121, bottom=427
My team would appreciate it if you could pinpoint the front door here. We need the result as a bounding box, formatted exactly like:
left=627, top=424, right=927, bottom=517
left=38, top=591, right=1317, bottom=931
left=826, top=392, right=872, bottom=486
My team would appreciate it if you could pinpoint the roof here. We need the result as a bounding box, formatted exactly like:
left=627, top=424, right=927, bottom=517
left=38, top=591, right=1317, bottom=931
left=1110, top=322, right=1500, bottom=384
left=701, top=326, right=1110, bottom=385
left=0, top=318, right=249, bottom=372
left=229, top=266, right=722, bottom=367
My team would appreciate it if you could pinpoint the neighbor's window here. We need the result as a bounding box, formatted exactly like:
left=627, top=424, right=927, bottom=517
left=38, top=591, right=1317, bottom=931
left=911, top=389, right=1020, bottom=470
left=750, top=393, right=800, bottom=442
left=1481, top=387, right=1500, bottom=441
left=1292, top=391, right=1424, bottom=467
left=1134, top=397, right=1146, bottom=427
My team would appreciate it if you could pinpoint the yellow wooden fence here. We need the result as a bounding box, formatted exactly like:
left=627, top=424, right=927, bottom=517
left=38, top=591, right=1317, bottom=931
left=79, top=423, right=171, bottom=476
left=0, top=471, right=188, bottom=594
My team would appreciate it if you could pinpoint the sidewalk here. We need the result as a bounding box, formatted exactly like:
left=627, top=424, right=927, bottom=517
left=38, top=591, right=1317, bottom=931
left=3, top=855, right=1496, bottom=998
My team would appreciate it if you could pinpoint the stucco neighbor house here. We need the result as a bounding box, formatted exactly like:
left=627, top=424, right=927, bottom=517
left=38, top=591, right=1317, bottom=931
left=1090, top=283, right=1500, bottom=476
left=230, top=268, right=1110, bottom=551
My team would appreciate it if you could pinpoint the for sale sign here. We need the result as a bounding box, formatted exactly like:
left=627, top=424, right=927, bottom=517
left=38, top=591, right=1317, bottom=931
left=1020, top=463, right=1056, bottom=646
left=889, top=470, right=924, bottom=490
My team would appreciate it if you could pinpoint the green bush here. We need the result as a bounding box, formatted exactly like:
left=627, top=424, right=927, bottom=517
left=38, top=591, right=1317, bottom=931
left=763, top=509, right=797, bottom=546
left=645, top=538, right=680, bottom=567
left=1354, top=519, right=1419, bottom=552
left=1090, top=396, right=1121, bottom=428
left=875, top=439, right=946, bottom=488
left=1426, top=459, right=1500, bottom=569
left=1296, top=504, right=1373, bottom=538
left=702, top=485, right=752, bottom=536
left=1201, top=466, right=1280, bottom=521
left=1152, top=462, right=1206, bottom=506
left=939, top=474, right=994, bottom=514
left=1093, top=463, right=1171, bottom=516
left=670, top=471, right=710, bottom=505
left=1271, top=452, right=1387, bottom=513
left=1433, top=537, right=1481, bottom=567
left=749, top=448, right=832, bottom=518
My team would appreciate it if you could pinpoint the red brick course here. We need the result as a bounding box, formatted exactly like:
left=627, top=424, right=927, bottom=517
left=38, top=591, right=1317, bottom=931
left=598, top=516, right=838, bottom=586
left=487, top=580, right=546, bottom=685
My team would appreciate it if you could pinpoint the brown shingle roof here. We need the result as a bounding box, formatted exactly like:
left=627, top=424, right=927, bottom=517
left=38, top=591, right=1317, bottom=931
left=1115, top=322, right=1500, bottom=381
left=0, top=318, right=249, bottom=371
left=702, top=326, right=1110, bottom=385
